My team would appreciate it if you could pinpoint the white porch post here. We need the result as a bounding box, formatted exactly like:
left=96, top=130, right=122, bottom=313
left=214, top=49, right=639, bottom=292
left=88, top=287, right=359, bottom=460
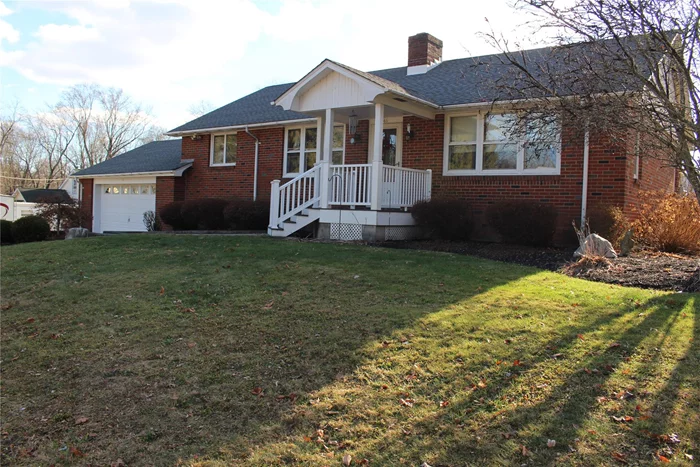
left=269, top=179, right=280, bottom=228
left=370, top=103, right=384, bottom=211
left=319, top=109, right=334, bottom=209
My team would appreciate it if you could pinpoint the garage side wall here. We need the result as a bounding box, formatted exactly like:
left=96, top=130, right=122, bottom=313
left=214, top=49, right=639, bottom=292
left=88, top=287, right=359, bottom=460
left=155, top=177, right=186, bottom=230
left=79, top=178, right=94, bottom=231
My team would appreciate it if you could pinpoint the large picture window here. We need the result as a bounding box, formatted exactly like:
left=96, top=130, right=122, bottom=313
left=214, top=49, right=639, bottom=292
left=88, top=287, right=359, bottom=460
left=210, top=133, right=237, bottom=166
left=444, top=113, right=561, bottom=175
left=284, top=125, right=345, bottom=176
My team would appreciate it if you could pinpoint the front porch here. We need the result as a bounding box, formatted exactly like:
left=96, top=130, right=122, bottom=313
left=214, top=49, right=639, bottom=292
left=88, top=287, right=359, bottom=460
left=267, top=59, right=438, bottom=239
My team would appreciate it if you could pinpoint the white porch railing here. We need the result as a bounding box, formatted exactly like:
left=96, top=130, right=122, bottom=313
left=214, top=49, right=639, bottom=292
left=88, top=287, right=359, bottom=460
left=328, top=164, right=372, bottom=207
left=269, top=163, right=432, bottom=230
left=269, top=165, right=321, bottom=229
left=381, top=166, right=432, bottom=209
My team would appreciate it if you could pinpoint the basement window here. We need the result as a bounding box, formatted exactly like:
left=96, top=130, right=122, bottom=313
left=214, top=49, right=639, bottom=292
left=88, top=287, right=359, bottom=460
left=210, top=132, right=237, bottom=166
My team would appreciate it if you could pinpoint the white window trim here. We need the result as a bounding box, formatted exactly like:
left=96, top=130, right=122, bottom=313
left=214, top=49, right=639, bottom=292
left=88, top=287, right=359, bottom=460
left=283, top=124, right=345, bottom=177
left=210, top=131, right=238, bottom=167
left=443, top=112, right=562, bottom=176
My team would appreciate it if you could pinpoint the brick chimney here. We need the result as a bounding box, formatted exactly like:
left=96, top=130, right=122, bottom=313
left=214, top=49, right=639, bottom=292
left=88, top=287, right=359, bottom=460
left=407, top=33, right=443, bottom=71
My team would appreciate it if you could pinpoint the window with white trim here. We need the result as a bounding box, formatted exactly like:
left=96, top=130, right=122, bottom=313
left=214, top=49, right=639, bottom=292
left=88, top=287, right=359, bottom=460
left=444, top=113, right=561, bottom=175
left=210, top=132, right=237, bottom=166
left=284, top=125, right=345, bottom=176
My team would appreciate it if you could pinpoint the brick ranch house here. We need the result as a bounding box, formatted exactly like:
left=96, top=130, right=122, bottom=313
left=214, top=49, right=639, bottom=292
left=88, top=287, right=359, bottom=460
left=73, top=33, right=679, bottom=242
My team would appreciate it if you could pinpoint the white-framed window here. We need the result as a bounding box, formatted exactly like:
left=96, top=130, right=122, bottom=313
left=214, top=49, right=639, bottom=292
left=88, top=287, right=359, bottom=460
left=284, top=124, right=345, bottom=176
left=443, top=112, right=561, bottom=176
left=103, top=184, right=156, bottom=195
left=210, top=132, right=237, bottom=166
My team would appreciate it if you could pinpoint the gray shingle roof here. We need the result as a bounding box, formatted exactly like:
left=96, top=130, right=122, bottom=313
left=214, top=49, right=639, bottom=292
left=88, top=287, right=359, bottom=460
left=169, top=84, right=313, bottom=133
left=17, top=189, right=73, bottom=203
left=72, top=140, right=187, bottom=176
left=168, top=36, right=654, bottom=134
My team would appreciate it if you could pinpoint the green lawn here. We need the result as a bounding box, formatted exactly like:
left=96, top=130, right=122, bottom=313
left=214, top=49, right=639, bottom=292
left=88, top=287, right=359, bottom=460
left=0, top=235, right=697, bottom=466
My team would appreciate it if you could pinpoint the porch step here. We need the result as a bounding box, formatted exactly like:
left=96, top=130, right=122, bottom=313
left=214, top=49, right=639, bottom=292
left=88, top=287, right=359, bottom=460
left=268, top=209, right=320, bottom=237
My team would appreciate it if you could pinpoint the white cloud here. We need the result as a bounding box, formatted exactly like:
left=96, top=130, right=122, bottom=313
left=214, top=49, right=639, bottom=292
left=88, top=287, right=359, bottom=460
left=2, top=0, right=547, bottom=128
left=35, top=24, right=100, bottom=44
left=0, top=1, right=19, bottom=45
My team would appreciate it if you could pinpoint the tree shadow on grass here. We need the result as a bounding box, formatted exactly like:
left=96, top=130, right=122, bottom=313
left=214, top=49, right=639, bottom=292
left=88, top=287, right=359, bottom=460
left=359, top=290, right=697, bottom=466
left=0, top=238, right=542, bottom=465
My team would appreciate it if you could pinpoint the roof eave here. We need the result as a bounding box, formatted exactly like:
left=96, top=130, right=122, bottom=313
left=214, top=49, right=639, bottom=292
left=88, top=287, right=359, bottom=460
left=72, top=163, right=193, bottom=179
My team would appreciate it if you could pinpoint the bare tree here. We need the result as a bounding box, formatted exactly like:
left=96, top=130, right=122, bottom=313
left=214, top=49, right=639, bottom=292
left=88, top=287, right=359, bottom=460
left=0, top=102, right=24, bottom=193
left=187, top=100, right=215, bottom=117
left=483, top=0, right=700, bottom=202
left=99, top=87, right=152, bottom=160
left=29, top=109, right=77, bottom=189
left=59, top=85, right=156, bottom=169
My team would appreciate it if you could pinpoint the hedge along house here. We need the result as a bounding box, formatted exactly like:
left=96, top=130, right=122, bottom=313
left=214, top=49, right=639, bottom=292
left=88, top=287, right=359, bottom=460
left=74, top=33, right=679, bottom=241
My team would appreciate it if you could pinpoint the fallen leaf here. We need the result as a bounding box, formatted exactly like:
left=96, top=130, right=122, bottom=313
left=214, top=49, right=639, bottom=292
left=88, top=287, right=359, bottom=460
left=303, top=436, right=312, bottom=442
left=159, top=286, right=165, bottom=295
left=252, top=387, right=264, bottom=397
left=400, top=398, right=414, bottom=407
left=658, top=455, right=670, bottom=463
left=342, top=454, right=352, bottom=466
left=110, top=459, right=126, bottom=467
left=521, top=445, right=530, bottom=456
left=439, top=400, right=449, bottom=408
left=75, top=417, right=89, bottom=425
left=612, top=452, right=628, bottom=464
left=505, top=339, right=512, bottom=344
left=263, top=300, right=274, bottom=310
left=69, top=446, right=85, bottom=458
left=181, top=307, right=195, bottom=313
left=186, top=342, right=196, bottom=348
left=547, top=439, right=556, bottom=448
left=513, top=359, right=521, bottom=366
left=26, top=317, right=35, bottom=323
left=577, top=334, right=585, bottom=340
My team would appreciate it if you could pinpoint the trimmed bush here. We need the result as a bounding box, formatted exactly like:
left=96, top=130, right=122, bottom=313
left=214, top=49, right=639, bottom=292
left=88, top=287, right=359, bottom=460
left=224, top=199, right=270, bottom=230
left=159, top=201, right=186, bottom=230
left=613, top=191, right=700, bottom=254
left=412, top=198, right=473, bottom=241
left=181, top=198, right=229, bottom=230
left=11, top=215, right=50, bottom=243
left=1, top=219, right=14, bottom=244
left=587, top=206, right=618, bottom=240
left=487, top=200, right=558, bottom=247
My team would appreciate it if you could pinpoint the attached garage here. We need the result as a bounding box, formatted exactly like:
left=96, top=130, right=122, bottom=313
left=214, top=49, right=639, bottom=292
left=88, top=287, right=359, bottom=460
left=72, top=140, right=192, bottom=234
left=95, top=183, right=157, bottom=233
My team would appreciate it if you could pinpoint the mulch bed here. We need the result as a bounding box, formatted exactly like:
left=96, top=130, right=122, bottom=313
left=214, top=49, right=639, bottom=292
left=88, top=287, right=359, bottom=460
left=377, top=240, right=700, bottom=292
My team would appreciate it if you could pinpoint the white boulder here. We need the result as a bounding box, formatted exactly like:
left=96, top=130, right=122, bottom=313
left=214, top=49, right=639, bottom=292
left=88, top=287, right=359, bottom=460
left=574, top=233, right=617, bottom=259
left=66, top=227, right=90, bottom=239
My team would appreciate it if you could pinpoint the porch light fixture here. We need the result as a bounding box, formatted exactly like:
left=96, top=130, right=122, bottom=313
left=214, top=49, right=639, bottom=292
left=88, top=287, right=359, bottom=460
left=348, top=111, right=359, bottom=136
left=406, top=123, right=415, bottom=140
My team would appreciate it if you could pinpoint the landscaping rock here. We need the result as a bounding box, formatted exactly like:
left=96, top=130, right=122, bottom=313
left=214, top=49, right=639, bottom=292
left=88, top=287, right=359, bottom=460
left=573, top=234, right=618, bottom=259
left=66, top=227, right=90, bottom=239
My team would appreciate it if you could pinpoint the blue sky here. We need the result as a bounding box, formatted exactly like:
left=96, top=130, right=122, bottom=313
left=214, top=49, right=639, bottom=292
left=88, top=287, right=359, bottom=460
left=0, top=0, right=537, bottom=130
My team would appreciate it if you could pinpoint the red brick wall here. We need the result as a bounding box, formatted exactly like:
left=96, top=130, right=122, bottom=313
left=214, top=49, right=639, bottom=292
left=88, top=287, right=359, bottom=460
left=345, top=119, right=370, bottom=164
left=623, top=130, right=678, bottom=217
left=180, top=128, right=285, bottom=201
left=153, top=113, right=676, bottom=244
left=79, top=178, right=94, bottom=231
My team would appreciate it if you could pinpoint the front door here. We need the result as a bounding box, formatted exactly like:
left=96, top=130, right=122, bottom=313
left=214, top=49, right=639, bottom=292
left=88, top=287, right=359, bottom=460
left=369, top=121, right=403, bottom=166
left=381, top=128, right=399, bottom=166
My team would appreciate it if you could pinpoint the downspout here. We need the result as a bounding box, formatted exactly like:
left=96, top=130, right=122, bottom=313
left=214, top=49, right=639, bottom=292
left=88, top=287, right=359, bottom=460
left=245, top=127, right=260, bottom=201
left=580, top=126, right=590, bottom=227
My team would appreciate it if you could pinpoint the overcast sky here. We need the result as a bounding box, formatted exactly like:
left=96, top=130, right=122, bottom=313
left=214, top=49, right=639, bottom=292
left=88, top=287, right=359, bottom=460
left=0, top=0, right=544, bottom=130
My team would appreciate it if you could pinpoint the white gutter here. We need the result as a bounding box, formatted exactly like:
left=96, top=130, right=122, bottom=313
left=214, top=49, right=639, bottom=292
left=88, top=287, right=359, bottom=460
left=580, top=127, right=590, bottom=227
left=244, top=127, right=260, bottom=201
left=165, top=118, right=316, bottom=137
left=72, top=163, right=193, bottom=179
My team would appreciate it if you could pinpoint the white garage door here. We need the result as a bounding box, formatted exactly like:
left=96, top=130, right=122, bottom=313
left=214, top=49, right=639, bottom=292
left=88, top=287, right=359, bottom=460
left=98, top=184, right=156, bottom=232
